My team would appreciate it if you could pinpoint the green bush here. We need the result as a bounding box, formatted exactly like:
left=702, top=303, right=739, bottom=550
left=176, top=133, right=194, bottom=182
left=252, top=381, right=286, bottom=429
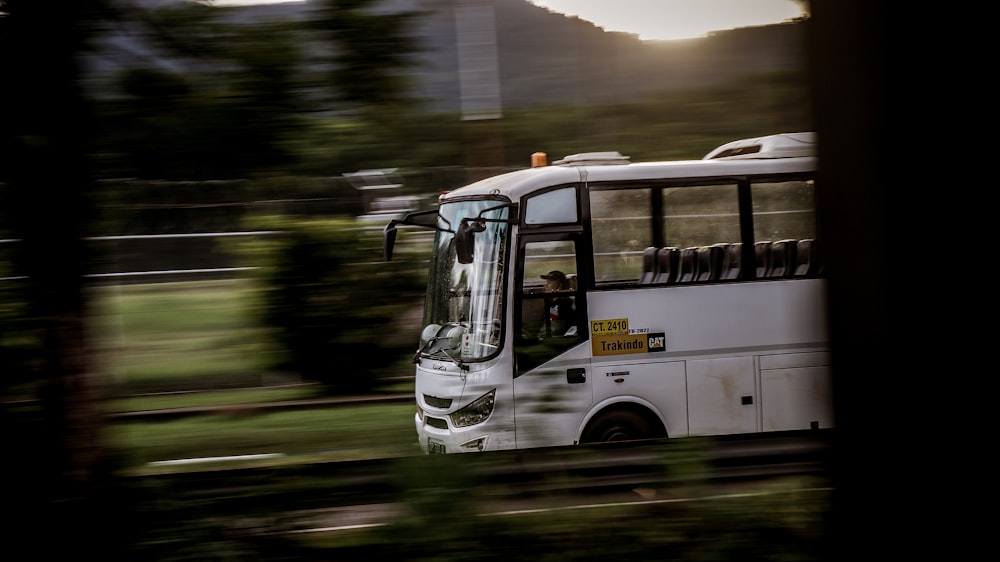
left=234, top=215, right=426, bottom=395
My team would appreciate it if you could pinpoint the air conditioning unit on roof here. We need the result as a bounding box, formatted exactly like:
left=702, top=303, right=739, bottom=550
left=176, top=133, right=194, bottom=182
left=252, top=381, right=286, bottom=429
left=703, top=132, right=815, bottom=160
left=553, top=151, right=631, bottom=166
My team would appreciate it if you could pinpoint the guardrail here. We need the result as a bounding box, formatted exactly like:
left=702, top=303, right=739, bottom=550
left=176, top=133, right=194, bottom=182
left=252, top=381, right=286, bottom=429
left=1, top=227, right=434, bottom=282
left=0, top=231, right=276, bottom=282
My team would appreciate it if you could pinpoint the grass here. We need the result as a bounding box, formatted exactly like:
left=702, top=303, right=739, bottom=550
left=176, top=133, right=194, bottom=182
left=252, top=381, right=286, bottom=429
left=89, top=279, right=287, bottom=393
left=84, top=278, right=422, bottom=474
left=111, top=402, right=421, bottom=474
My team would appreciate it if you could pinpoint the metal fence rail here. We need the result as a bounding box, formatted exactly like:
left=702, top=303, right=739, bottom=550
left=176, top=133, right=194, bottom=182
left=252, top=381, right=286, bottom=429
left=1, top=231, right=278, bottom=282
left=1, top=226, right=433, bottom=282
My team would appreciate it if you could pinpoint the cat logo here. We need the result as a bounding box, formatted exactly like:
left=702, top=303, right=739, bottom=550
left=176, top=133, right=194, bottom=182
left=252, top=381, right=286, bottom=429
left=647, top=333, right=666, bottom=352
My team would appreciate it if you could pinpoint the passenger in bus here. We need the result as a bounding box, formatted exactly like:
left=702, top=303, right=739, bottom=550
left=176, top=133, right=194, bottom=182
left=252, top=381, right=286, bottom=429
left=541, top=270, right=577, bottom=337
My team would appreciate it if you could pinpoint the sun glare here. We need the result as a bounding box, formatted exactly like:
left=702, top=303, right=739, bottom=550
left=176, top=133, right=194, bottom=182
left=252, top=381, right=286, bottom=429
left=203, top=0, right=306, bottom=7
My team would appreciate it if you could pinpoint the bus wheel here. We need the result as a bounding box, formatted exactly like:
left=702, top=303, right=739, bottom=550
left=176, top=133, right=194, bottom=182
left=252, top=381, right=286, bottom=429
left=581, top=409, right=653, bottom=443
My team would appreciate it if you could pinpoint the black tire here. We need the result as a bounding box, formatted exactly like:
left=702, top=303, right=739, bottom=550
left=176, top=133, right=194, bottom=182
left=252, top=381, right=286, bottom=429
left=581, top=409, right=653, bottom=444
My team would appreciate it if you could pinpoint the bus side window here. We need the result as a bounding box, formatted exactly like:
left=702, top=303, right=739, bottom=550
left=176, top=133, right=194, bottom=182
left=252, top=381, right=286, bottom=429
left=590, top=188, right=652, bottom=285
left=751, top=180, right=817, bottom=244
left=524, top=186, right=577, bottom=224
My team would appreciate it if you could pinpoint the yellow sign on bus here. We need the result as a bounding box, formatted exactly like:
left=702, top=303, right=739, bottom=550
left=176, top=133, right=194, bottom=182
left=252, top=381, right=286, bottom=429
left=591, top=318, right=628, bottom=336
left=592, top=334, right=647, bottom=356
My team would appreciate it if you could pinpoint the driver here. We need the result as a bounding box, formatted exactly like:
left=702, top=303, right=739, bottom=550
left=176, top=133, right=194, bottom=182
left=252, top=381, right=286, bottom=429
left=540, top=271, right=576, bottom=336
left=541, top=270, right=570, bottom=292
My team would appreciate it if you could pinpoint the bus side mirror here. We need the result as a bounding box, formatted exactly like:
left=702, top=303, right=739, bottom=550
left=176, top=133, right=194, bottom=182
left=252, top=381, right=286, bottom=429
left=383, top=220, right=399, bottom=261
left=455, top=218, right=486, bottom=264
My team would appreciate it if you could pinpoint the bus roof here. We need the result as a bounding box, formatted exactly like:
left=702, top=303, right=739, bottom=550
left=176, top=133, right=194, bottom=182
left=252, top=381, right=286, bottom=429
left=440, top=132, right=816, bottom=204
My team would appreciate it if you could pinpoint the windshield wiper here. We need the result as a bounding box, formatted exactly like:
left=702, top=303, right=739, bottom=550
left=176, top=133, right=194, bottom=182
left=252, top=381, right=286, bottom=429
left=413, top=341, right=468, bottom=371
left=413, top=323, right=466, bottom=365
left=413, top=334, right=444, bottom=363
left=438, top=348, right=469, bottom=371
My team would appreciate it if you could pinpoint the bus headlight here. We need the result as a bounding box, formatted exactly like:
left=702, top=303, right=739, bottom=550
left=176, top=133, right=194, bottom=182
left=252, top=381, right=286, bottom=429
left=450, top=389, right=496, bottom=428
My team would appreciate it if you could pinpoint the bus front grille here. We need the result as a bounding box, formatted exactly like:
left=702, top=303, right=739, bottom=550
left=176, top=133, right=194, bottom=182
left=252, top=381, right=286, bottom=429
left=424, top=394, right=452, bottom=408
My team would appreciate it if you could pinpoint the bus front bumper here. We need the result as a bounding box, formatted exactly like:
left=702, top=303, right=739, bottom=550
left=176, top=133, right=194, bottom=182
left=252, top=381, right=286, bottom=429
left=414, top=410, right=504, bottom=454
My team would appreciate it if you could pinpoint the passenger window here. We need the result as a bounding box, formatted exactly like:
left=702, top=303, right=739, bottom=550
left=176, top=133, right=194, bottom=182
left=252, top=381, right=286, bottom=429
left=590, top=188, right=652, bottom=285
left=525, top=187, right=577, bottom=225
left=661, top=184, right=740, bottom=249
left=751, top=180, right=816, bottom=242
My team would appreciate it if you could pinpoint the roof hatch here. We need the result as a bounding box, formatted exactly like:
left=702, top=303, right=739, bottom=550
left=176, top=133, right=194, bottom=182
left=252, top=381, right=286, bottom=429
left=553, top=151, right=631, bottom=166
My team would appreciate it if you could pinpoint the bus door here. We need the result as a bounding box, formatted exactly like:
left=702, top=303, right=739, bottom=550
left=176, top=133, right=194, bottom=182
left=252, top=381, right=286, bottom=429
left=512, top=234, right=592, bottom=448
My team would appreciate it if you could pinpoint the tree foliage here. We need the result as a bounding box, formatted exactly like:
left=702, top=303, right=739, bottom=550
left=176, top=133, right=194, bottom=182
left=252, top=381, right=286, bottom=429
left=93, top=3, right=311, bottom=178
left=312, top=0, right=426, bottom=110
left=234, top=216, right=426, bottom=394
left=90, top=0, right=428, bottom=180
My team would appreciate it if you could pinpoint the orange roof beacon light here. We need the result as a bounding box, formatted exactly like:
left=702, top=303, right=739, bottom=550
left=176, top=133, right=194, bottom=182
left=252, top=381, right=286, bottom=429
left=531, top=152, right=547, bottom=167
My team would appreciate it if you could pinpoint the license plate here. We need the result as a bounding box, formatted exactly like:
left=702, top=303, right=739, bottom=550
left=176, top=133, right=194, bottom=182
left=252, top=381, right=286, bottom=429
left=428, top=438, right=446, bottom=454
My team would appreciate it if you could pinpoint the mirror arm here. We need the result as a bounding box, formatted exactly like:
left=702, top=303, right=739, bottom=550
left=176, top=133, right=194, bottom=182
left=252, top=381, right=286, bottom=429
left=383, top=219, right=400, bottom=261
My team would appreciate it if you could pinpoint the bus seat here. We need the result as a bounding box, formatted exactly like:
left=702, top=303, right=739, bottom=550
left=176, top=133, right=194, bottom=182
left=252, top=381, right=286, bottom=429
left=653, top=247, right=678, bottom=284
left=677, top=247, right=697, bottom=283
left=795, top=238, right=822, bottom=276
left=696, top=245, right=724, bottom=281
left=718, top=243, right=742, bottom=280
left=639, top=246, right=658, bottom=284
left=754, top=241, right=772, bottom=278
left=769, top=239, right=797, bottom=278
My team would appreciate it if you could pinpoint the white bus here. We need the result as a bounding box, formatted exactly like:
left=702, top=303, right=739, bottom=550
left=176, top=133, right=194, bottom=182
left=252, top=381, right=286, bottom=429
left=384, top=132, right=832, bottom=454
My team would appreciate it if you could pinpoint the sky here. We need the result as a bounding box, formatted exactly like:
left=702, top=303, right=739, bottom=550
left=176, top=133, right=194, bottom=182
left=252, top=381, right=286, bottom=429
left=207, top=0, right=808, bottom=42
left=527, top=0, right=807, bottom=40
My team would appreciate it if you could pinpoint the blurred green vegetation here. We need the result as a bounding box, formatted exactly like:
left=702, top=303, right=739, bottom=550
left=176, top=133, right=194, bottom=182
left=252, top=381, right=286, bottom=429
left=86, top=216, right=429, bottom=397
left=91, top=68, right=810, bottom=180
left=346, top=467, right=829, bottom=562
left=112, top=403, right=420, bottom=472
left=90, top=279, right=282, bottom=394
left=499, top=69, right=812, bottom=166
left=107, top=436, right=830, bottom=561
left=230, top=215, right=428, bottom=394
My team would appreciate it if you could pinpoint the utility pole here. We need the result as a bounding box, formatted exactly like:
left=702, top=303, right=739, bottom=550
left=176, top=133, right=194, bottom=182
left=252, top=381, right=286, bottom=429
left=455, top=0, right=505, bottom=182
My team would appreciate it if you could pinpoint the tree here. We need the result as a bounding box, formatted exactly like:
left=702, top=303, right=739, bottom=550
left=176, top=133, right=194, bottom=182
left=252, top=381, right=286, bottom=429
left=88, top=0, right=428, bottom=180
left=236, top=216, right=427, bottom=394
left=93, top=2, right=311, bottom=179
left=311, top=0, right=426, bottom=111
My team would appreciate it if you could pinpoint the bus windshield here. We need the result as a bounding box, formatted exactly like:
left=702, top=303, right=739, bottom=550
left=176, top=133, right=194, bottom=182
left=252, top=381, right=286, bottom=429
left=417, top=199, right=509, bottom=362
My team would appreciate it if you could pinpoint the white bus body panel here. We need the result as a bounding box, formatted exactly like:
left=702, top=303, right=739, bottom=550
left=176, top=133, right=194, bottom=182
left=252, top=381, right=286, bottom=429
left=759, top=352, right=834, bottom=431
left=587, top=279, right=830, bottom=437
left=510, top=278, right=830, bottom=446
left=511, top=343, right=594, bottom=449
left=589, top=359, right=689, bottom=434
